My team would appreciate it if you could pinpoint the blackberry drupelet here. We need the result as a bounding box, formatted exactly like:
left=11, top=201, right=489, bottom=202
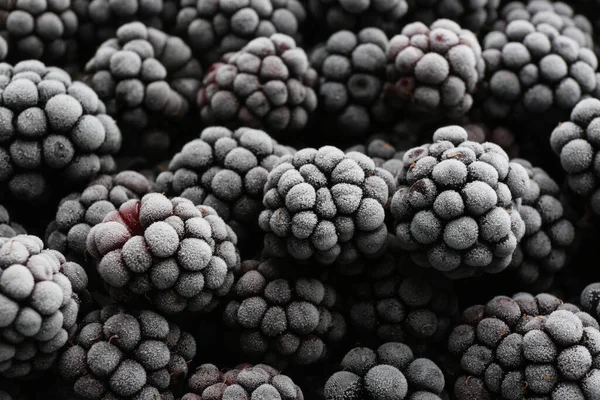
left=86, top=193, right=241, bottom=314
left=407, top=0, right=499, bottom=33
left=0, top=204, right=26, bottom=238
left=84, top=22, right=202, bottom=161
left=346, top=137, right=405, bottom=178
left=310, top=28, right=393, bottom=141
left=46, top=171, right=154, bottom=262
left=198, top=34, right=317, bottom=138
left=464, top=120, right=519, bottom=159
left=0, top=235, right=88, bottom=378
left=0, top=60, right=121, bottom=205
left=324, top=342, right=446, bottom=400
left=384, top=19, right=485, bottom=119
left=183, top=363, right=303, bottom=399
left=390, top=125, right=529, bottom=279
left=223, top=259, right=347, bottom=367
left=59, top=305, right=196, bottom=399
left=259, top=144, right=395, bottom=265
left=450, top=292, right=600, bottom=399
left=176, top=0, right=306, bottom=68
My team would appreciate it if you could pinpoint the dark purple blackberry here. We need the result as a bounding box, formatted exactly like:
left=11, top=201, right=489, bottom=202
left=550, top=98, right=600, bottom=216
left=45, top=171, right=154, bottom=262
left=183, top=363, right=303, bottom=399
left=84, top=22, right=202, bottom=161
left=86, top=193, right=241, bottom=314
left=384, top=19, right=485, bottom=119
left=0, top=204, right=25, bottom=238
left=310, top=28, right=394, bottom=141
left=0, top=235, right=88, bottom=378
left=59, top=305, right=196, bottom=399
left=406, top=0, right=499, bottom=33
left=0, top=0, right=78, bottom=63
left=197, top=34, right=318, bottom=138
left=324, top=342, right=446, bottom=400
left=259, top=145, right=395, bottom=265
left=346, top=138, right=405, bottom=178
left=0, top=60, right=121, bottom=205
left=507, top=159, right=576, bottom=292
left=223, top=259, right=347, bottom=367
left=581, top=283, right=600, bottom=321
left=449, top=293, right=600, bottom=400
left=390, top=125, right=529, bottom=279
left=463, top=120, right=519, bottom=159
left=176, top=0, right=306, bottom=68
left=480, top=3, right=598, bottom=124
left=155, top=126, right=294, bottom=250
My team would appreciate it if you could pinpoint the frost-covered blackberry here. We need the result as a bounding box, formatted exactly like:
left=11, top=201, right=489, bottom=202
left=0, top=0, right=78, bottom=62
left=259, top=145, right=395, bottom=265
left=480, top=3, right=598, bottom=122
left=46, top=171, right=154, bottom=262
left=59, top=305, right=196, bottom=399
left=550, top=98, right=600, bottom=215
left=86, top=194, right=240, bottom=314
left=310, top=28, right=393, bottom=140
left=407, top=0, right=499, bottom=33
left=0, top=235, right=88, bottom=378
left=223, top=259, right=347, bottom=366
left=390, top=126, right=529, bottom=279
left=184, top=363, right=303, bottom=399
left=197, top=34, right=318, bottom=137
left=384, top=19, right=484, bottom=119
left=176, top=0, right=306, bottom=67
left=324, top=342, right=446, bottom=400
left=449, top=292, right=600, bottom=399
left=346, top=138, right=405, bottom=178
left=581, top=283, right=600, bottom=321
left=464, top=120, right=519, bottom=158
left=0, top=205, right=25, bottom=238
left=156, top=127, right=294, bottom=249
left=84, top=22, right=202, bottom=160
left=0, top=60, right=121, bottom=204
left=508, top=159, right=576, bottom=291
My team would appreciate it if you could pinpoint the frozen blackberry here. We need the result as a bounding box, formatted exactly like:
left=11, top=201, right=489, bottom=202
left=384, top=19, right=485, bottom=119
left=0, top=234, right=88, bottom=378
left=507, top=159, right=576, bottom=291
left=407, top=0, right=499, bottom=33
left=59, top=305, right=196, bottom=399
left=0, top=60, right=121, bottom=204
left=390, top=125, right=529, bottom=279
left=84, top=22, right=202, bottom=160
left=310, top=28, right=394, bottom=140
left=325, top=342, right=446, bottom=400
left=86, top=193, right=241, bottom=314
left=0, top=0, right=78, bottom=63
left=449, top=292, right=600, bottom=399
left=0, top=204, right=25, bottom=238
left=550, top=98, right=600, bottom=215
left=176, top=0, right=306, bottom=68
left=155, top=126, right=294, bottom=249
left=581, top=283, right=600, bottom=321
left=184, top=363, right=303, bottom=399
left=46, top=171, right=154, bottom=262
left=480, top=4, right=598, bottom=123
left=259, top=144, right=395, bottom=265
left=223, top=259, right=347, bottom=366
left=197, top=34, right=318, bottom=137
left=346, top=138, right=405, bottom=179
left=464, top=120, right=519, bottom=159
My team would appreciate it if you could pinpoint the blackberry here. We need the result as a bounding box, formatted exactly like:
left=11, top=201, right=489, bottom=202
left=184, top=363, right=303, bottom=399
left=324, top=342, right=446, bottom=400
left=384, top=19, right=484, bottom=119
left=46, top=171, right=154, bottom=262
left=223, top=259, right=347, bottom=366
left=0, top=235, right=88, bottom=378
left=480, top=4, right=598, bottom=123
left=0, top=0, right=78, bottom=63
left=84, top=22, right=202, bottom=161
left=259, top=145, right=395, bottom=265
left=449, top=292, right=600, bottom=399
left=464, top=120, right=519, bottom=159
left=0, top=205, right=26, bottom=238
left=390, top=125, right=529, bottom=279
left=550, top=98, right=600, bottom=215
left=346, top=138, right=405, bottom=178
left=508, top=159, right=576, bottom=291
left=59, top=305, right=196, bottom=399
left=310, top=28, right=394, bottom=141
left=581, top=283, right=600, bottom=321
left=407, top=0, right=499, bottom=34
left=86, top=193, right=241, bottom=314
left=197, top=34, right=318, bottom=138
left=175, top=0, right=306, bottom=68
left=0, top=60, right=121, bottom=205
